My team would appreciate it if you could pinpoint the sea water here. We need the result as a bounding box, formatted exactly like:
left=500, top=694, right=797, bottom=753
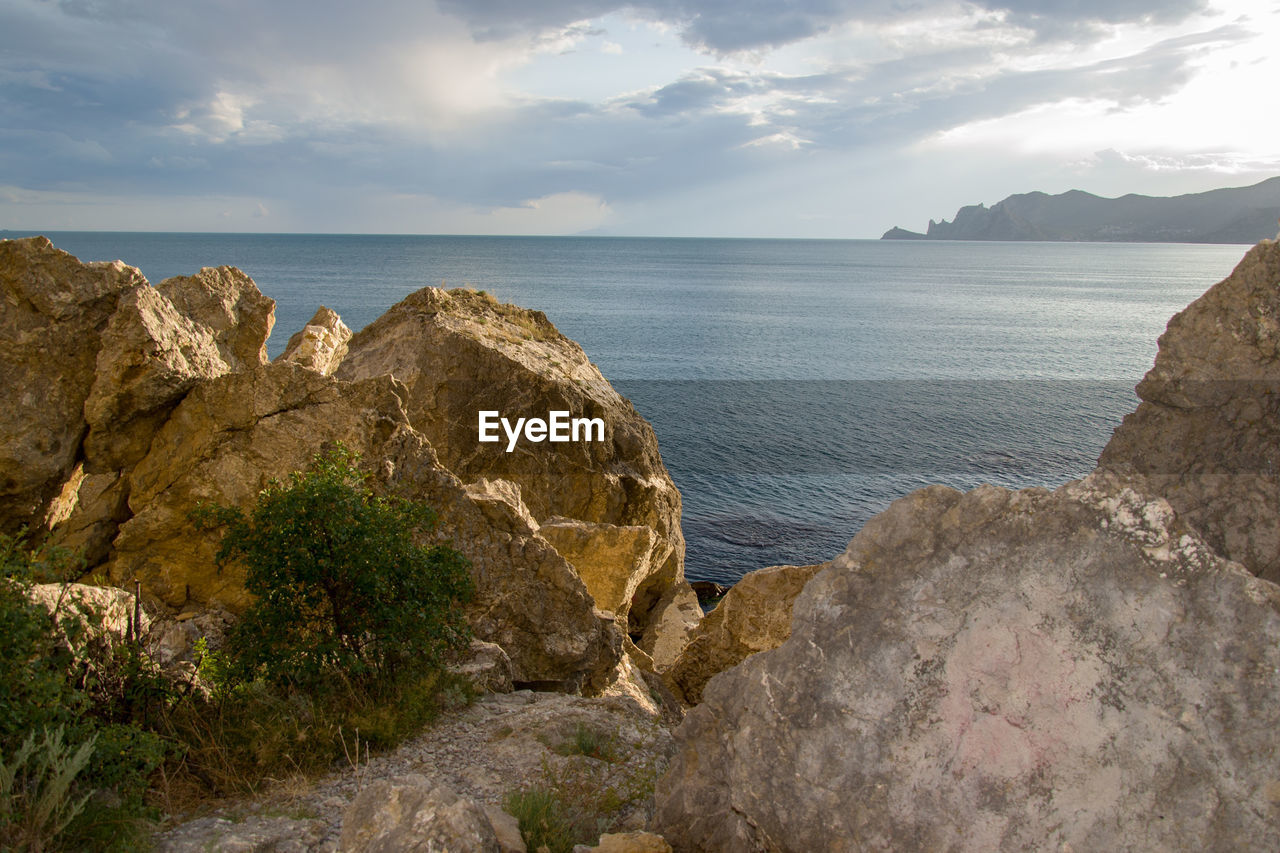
left=17, top=232, right=1244, bottom=584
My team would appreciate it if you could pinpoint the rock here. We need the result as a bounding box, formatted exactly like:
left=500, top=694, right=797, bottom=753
left=538, top=518, right=667, bottom=626
left=83, top=284, right=232, bottom=471
left=339, top=775, right=500, bottom=852
left=450, top=640, right=515, bottom=694
left=153, top=815, right=328, bottom=853
left=573, top=832, right=672, bottom=853
left=1099, top=238, right=1280, bottom=582
left=44, top=465, right=130, bottom=567
left=107, top=362, right=619, bottom=686
left=637, top=581, right=701, bottom=671
left=276, top=305, right=352, bottom=376
left=653, top=474, right=1280, bottom=851
left=29, top=582, right=147, bottom=642
left=335, top=287, right=685, bottom=635
left=482, top=805, right=527, bottom=853
left=663, top=563, right=821, bottom=705
left=0, top=236, right=146, bottom=530
left=155, top=266, right=275, bottom=371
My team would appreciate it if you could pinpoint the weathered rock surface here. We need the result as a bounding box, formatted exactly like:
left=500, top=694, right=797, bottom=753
left=539, top=518, right=668, bottom=626
left=29, top=582, right=149, bottom=641
left=1100, top=238, right=1280, bottom=582
left=105, top=362, right=618, bottom=686
left=155, top=266, right=275, bottom=371
left=0, top=236, right=146, bottom=529
left=653, top=473, right=1280, bottom=851
left=277, top=306, right=351, bottom=376
left=574, top=832, right=673, bottom=853
left=338, top=775, right=500, bottom=852
left=449, top=640, right=516, bottom=694
left=663, top=563, right=821, bottom=706
left=335, top=287, right=684, bottom=634
left=637, top=581, right=701, bottom=671
left=83, top=285, right=233, bottom=471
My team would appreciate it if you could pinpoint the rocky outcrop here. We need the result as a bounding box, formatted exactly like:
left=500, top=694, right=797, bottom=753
left=662, top=563, right=821, bottom=705
left=1099, top=239, right=1280, bottom=582
left=276, top=305, right=351, bottom=375
left=0, top=237, right=147, bottom=530
left=637, top=581, right=700, bottom=671
left=155, top=266, right=274, bottom=370
left=339, top=776, right=501, bottom=852
left=103, top=362, right=619, bottom=686
left=653, top=473, right=1280, bottom=851
left=335, top=287, right=685, bottom=635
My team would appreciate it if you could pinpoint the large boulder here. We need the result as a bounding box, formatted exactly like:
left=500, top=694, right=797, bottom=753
left=663, top=563, right=821, bottom=705
left=338, top=776, right=500, bottom=853
left=335, top=287, right=685, bottom=634
left=653, top=474, right=1280, bottom=851
left=155, top=266, right=274, bottom=370
left=1099, top=239, right=1280, bottom=582
left=0, top=236, right=146, bottom=530
left=106, top=362, right=619, bottom=686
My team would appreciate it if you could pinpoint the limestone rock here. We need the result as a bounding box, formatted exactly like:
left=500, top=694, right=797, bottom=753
left=663, top=563, right=821, bottom=705
left=539, top=518, right=667, bottom=625
left=29, top=582, right=148, bottom=642
left=335, top=287, right=684, bottom=633
left=339, top=775, right=499, bottom=852
left=0, top=236, right=146, bottom=530
left=44, top=465, right=130, bottom=567
left=83, top=285, right=232, bottom=471
left=637, top=581, right=701, bottom=671
left=154, top=815, right=328, bottom=853
left=481, top=805, right=527, bottom=853
left=107, top=362, right=619, bottom=686
left=276, top=305, right=352, bottom=376
left=449, top=640, right=515, bottom=694
left=653, top=474, right=1280, bottom=851
left=1099, top=238, right=1280, bottom=582
left=156, top=266, right=275, bottom=370
left=574, top=832, right=672, bottom=853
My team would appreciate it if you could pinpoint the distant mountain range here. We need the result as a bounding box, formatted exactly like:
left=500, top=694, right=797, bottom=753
left=883, top=177, right=1280, bottom=244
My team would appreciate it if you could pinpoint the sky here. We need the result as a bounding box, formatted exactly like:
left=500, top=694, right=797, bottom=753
left=0, top=0, right=1277, bottom=237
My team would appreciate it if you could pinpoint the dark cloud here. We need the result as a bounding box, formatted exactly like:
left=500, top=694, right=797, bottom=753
left=436, top=0, right=1209, bottom=52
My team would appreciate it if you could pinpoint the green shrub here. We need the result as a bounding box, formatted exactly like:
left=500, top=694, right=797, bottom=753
left=192, top=444, right=473, bottom=692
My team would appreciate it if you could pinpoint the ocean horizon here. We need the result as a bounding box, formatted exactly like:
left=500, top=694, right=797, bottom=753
left=11, top=230, right=1247, bottom=584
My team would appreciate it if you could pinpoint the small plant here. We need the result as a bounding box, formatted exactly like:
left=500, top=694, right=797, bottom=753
left=554, top=723, right=616, bottom=762
left=504, top=785, right=585, bottom=853
left=0, top=727, right=96, bottom=852
left=191, top=444, right=473, bottom=692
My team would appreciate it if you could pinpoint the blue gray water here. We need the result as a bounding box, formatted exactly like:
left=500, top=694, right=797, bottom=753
left=17, top=232, right=1244, bottom=584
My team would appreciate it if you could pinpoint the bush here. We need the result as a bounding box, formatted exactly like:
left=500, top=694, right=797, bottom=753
left=0, top=533, right=166, bottom=852
left=192, top=443, right=474, bottom=692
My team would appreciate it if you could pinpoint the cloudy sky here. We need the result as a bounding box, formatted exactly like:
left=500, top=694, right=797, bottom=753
left=1, top=0, right=1276, bottom=237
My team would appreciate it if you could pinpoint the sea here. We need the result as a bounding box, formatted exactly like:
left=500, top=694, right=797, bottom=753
left=12, top=232, right=1246, bottom=586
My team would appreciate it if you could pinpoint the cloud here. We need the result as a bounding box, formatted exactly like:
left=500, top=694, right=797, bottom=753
left=436, top=0, right=1209, bottom=52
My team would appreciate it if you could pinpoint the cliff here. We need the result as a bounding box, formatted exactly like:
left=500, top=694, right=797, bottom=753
left=883, top=176, right=1280, bottom=243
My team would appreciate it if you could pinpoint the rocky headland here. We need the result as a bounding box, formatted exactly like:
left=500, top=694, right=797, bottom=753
left=5, top=234, right=1280, bottom=851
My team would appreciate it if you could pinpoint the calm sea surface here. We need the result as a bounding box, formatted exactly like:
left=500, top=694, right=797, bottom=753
left=16, top=232, right=1245, bottom=584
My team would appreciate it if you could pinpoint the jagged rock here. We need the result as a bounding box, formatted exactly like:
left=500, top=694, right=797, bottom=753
left=449, top=640, right=515, bottom=694
left=653, top=474, right=1280, bottom=851
left=83, top=285, right=233, bottom=471
left=44, top=465, right=130, bottom=567
left=539, top=518, right=667, bottom=625
left=1099, top=239, right=1280, bottom=582
left=107, top=362, right=619, bottom=686
left=0, top=236, right=146, bottom=530
left=335, top=287, right=684, bottom=635
left=155, top=266, right=275, bottom=370
left=637, top=581, right=701, bottom=671
left=663, top=563, right=821, bottom=706
left=276, top=305, right=352, bottom=375
left=339, top=775, right=500, bottom=852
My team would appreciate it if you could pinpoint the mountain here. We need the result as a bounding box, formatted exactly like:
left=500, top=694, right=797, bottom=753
left=883, top=176, right=1280, bottom=243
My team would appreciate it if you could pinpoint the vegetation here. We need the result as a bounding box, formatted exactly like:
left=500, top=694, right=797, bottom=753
left=1, top=445, right=477, bottom=850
